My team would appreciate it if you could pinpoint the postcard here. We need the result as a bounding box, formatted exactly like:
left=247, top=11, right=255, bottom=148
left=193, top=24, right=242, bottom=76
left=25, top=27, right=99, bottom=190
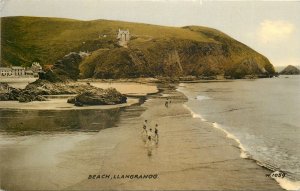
left=0, top=0, right=299, bottom=190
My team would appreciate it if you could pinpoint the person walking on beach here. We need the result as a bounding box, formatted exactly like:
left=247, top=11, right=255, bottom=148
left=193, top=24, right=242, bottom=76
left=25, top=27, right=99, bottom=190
left=145, top=135, right=154, bottom=156
left=143, top=120, right=148, bottom=129
left=142, top=120, right=148, bottom=133
left=154, top=124, right=159, bottom=144
left=141, top=120, right=148, bottom=142
left=146, top=128, right=155, bottom=156
left=147, top=128, right=154, bottom=139
left=165, top=99, right=169, bottom=108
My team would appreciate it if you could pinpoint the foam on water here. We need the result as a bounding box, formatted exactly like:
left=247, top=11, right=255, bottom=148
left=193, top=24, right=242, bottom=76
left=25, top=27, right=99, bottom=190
left=212, top=122, right=249, bottom=159
left=179, top=81, right=300, bottom=190
left=184, top=103, right=249, bottom=158
left=184, top=102, right=300, bottom=190
left=183, top=104, right=207, bottom=122
left=269, top=171, right=300, bottom=191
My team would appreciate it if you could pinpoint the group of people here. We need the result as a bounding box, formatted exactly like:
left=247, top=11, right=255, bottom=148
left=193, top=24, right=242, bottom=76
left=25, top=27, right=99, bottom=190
left=141, top=98, right=171, bottom=156
left=141, top=120, right=159, bottom=156
left=142, top=120, right=159, bottom=144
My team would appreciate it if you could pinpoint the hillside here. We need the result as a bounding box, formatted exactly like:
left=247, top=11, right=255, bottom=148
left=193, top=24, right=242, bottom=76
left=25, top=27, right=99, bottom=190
left=1, top=16, right=275, bottom=79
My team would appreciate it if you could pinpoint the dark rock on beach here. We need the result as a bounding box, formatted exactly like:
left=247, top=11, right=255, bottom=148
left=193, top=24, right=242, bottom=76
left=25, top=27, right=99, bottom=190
left=0, top=81, right=127, bottom=105
left=0, top=82, right=47, bottom=102
left=67, top=88, right=127, bottom=106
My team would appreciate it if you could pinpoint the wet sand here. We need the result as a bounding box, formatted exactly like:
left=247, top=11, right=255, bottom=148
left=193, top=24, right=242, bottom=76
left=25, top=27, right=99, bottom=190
left=0, top=86, right=282, bottom=190
left=0, top=98, right=138, bottom=110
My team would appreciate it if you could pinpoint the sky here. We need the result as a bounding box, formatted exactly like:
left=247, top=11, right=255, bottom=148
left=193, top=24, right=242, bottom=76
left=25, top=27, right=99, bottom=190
left=1, top=0, right=300, bottom=67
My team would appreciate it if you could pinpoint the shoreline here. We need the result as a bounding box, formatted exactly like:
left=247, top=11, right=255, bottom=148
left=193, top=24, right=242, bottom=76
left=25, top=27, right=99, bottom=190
left=178, top=82, right=300, bottom=191
left=0, top=83, right=283, bottom=190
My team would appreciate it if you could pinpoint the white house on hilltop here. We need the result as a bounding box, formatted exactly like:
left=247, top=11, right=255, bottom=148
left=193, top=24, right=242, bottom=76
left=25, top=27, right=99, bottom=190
left=117, top=29, right=130, bottom=47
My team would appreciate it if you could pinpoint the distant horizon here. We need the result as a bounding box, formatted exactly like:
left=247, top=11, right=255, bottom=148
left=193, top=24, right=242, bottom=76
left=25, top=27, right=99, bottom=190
left=1, top=0, right=299, bottom=67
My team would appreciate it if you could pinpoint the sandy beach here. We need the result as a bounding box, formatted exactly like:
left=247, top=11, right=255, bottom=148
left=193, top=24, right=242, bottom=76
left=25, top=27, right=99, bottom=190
left=78, top=81, right=158, bottom=96
left=0, top=98, right=139, bottom=110
left=0, top=83, right=282, bottom=190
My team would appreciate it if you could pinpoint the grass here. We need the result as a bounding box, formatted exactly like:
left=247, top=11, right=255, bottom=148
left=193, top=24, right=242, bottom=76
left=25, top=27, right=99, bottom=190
left=1, top=16, right=275, bottom=78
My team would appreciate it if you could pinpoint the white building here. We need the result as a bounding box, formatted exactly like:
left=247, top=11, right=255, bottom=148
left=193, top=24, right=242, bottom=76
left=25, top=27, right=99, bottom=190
left=117, top=29, right=130, bottom=47
left=0, top=66, right=28, bottom=77
left=0, top=63, right=43, bottom=78
left=11, top=66, right=25, bottom=76
left=0, top=67, right=13, bottom=76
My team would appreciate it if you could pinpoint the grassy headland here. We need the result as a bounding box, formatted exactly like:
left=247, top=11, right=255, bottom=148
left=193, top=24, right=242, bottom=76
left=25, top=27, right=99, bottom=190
left=1, top=16, right=275, bottom=79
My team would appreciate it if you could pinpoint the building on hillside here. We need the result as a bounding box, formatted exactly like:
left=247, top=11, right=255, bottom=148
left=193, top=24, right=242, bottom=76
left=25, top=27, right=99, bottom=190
left=0, top=63, right=43, bottom=77
left=117, top=29, right=130, bottom=47
left=25, top=70, right=34, bottom=76
left=0, top=67, right=13, bottom=76
left=11, top=66, right=26, bottom=76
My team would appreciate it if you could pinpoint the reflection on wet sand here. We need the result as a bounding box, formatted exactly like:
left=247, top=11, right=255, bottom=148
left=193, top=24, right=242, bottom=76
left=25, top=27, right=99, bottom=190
left=0, top=108, right=123, bottom=134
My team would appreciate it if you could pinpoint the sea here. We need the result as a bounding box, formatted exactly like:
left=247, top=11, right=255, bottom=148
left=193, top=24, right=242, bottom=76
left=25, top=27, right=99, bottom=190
left=178, top=75, right=300, bottom=191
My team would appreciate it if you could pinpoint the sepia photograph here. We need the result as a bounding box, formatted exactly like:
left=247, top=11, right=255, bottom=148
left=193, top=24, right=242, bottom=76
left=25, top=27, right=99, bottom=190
left=0, top=0, right=299, bottom=190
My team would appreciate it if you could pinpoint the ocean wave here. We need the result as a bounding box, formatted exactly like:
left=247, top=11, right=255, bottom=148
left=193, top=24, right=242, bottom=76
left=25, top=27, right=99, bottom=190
left=183, top=103, right=249, bottom=158
left=183, top=104, right=207, bottom=122
left=211, top=122, right=249, bottom=159
left=178, top=85, right=300, bottom=190
left=183, top=103, right=300, bottom=190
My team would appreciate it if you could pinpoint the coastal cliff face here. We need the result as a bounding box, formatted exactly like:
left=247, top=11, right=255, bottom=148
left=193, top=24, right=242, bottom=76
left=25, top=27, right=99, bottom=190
left=1, top=17, right=275, bottom=79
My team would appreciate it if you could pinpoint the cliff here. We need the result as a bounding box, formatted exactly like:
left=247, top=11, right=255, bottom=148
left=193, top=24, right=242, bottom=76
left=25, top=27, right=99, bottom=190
left=1, top=16, right=275, bottom=79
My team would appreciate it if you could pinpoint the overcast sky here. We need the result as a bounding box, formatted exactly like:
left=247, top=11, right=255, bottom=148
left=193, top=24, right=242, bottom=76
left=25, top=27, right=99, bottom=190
left=1, top=0, right=299, bottom=66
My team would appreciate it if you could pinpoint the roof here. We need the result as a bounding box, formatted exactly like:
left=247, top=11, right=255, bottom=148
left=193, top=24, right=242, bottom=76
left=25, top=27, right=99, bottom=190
left=0, top=67, right=12, bottom=70
left=11, top=66, right=25, bottom=69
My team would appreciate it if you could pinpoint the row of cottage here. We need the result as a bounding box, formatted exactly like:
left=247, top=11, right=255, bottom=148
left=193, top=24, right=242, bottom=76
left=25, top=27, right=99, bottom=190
left=0, top=62, right=42, bottom=77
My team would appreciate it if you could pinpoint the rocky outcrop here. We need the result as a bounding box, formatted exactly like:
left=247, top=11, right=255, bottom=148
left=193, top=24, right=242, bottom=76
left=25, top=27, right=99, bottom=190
left=0, top=81, right=127, bottom=105
left=39, top=52, right=82, bottom=82
left=0, top=83, right=47, bottom=102
left=67, top=88, right=127, bottom=106
left=80, top=38, right=275, bottom=79
left=25, top=80, right=97, bottom=95
left=279, top=65, right=300, bottom=75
